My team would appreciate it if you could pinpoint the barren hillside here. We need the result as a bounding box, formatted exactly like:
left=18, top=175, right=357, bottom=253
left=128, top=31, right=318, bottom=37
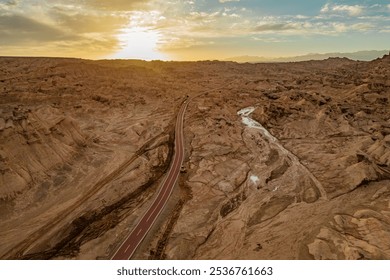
left=0, top=55, right=389, bottom=259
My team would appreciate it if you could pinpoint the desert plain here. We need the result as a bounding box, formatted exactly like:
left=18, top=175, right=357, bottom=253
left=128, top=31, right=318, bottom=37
left=0, top=54, right=389, bottom=259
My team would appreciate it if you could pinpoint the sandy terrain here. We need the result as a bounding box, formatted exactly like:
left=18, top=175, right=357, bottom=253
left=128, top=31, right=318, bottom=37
left=0, top=54, right=389, bottom=259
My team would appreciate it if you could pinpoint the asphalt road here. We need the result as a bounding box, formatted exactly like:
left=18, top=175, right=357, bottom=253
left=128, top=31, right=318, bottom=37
left=111, top=100, right=188, bottom=260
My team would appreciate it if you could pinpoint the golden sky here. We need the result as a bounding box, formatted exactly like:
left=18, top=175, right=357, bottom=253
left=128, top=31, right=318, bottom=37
left=0, top=0, right=389, bottom=60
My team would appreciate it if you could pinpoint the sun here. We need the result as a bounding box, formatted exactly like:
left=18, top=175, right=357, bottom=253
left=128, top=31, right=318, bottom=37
left=111, top=27, right=168, bottom=60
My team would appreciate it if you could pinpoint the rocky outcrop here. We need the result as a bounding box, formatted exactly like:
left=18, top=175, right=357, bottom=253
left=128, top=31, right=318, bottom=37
left=0, top=56, right=389, bottom=260
left=159, top=55, right=390, bottom=260
left=0, top=105, right=86, bottom=200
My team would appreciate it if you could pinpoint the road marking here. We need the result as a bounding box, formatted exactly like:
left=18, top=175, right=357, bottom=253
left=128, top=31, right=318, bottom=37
left=124, top=243, right=133, bottom=254
left=112, top=99, right=191, bottom=259
left=146, top=154, right=181, bottom=222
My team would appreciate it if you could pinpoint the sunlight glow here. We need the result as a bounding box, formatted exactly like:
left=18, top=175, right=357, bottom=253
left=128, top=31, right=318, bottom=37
left=111, top=27, right=168, bottom=60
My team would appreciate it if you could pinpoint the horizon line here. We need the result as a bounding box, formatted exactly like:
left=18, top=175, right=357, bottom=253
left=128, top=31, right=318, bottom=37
left=1, top=49, right=389, bottom=63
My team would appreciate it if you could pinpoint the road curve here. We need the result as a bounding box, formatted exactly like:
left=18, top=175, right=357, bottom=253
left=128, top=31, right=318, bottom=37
left=111, top=100, right=189, bottom=260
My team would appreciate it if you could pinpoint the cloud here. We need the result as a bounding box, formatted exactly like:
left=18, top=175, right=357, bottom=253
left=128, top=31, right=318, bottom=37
left=0, top=0, right=387, bottom=60
left=295, top=15, right=309, bottom=19
left=158, top=37, right=214, bottom=51
left=252, top=36, right=289, bottom=43
left=320, top=3, right=330, bottom=13
left=0, top=0, right=19, bottom=11
left=333, top=5, right=363, bottom=16
left=0, top=14, right=78, bottom=45
left=350, top=23, right=374, bottom=31
left=0, top=11, right=120, bottom=57
left=150, top=4, right=384, bottom=53
left=50, top=7, right=129, bottom=34
left=321, top=3, right=364, bottom=16
left=219, top=0, right=240, bottom=3
left=0, top=0, right=18, bottom=6
left=189, top=11, right=221, bottom=21
left=0, top=36, right=119, bottom=58
left=83, top=0, right=151, bottom=11
left=0, top=1, right=138, bottom=57
left=332, top=22, right=347, bottom=33
left=253, top=23, right=297, bottom=32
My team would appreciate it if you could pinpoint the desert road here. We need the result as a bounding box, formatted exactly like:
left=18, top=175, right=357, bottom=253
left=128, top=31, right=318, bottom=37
left=111, top=100, right=188, bottom=260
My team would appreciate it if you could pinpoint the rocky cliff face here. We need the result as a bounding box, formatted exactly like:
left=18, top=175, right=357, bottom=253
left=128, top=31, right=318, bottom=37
left=0, top=55, right=389, bottom=259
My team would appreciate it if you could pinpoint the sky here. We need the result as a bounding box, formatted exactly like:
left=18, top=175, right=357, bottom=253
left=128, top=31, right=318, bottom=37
left=0, top=0, right=389, bottom=60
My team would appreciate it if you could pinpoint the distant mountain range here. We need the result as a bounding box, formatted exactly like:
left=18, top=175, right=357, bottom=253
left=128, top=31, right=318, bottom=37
left=225, top=50, right=389, bottom=63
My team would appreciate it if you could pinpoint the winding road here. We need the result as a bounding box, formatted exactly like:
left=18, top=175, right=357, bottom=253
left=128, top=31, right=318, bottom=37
left=111, top=100, right=189, bottom=260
